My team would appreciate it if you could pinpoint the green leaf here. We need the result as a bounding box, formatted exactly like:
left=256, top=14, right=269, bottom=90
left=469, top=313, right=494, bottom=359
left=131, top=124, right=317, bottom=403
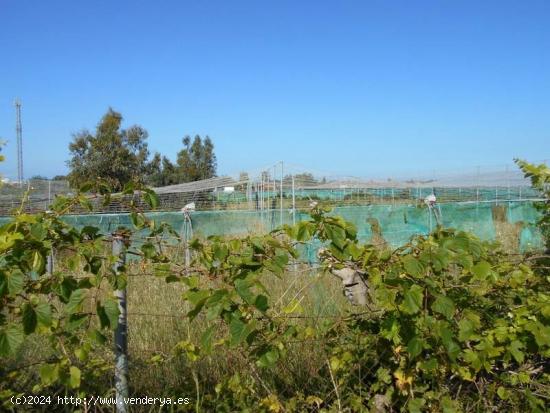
left=97, top=298, right=119, bottom=329
left=187, top=302, right=207, bottom=321
left=89, top=329, right=107, bottom=345
left=439, top=326, right=460, bottom=362
left=408, top=398, right=425, bottom=413
left=458, top=319, right=476, bottom=342
left=273, top=251, right=289, bottom=268
left=254, top=295, right=269, bottom=312
left=400, top=285, right=424, bottom=315
left=441, top=396, right=459, bottom=413
left=66, top=289, right=87, bottom=314
left=122, top=181, right=136, bottom=194
left=30, top=223, right=46, bottom=241
left=456, top=253, right=473, bottom=269
left=472, top=261, right=491, bottom=280
left=200, top=325, right=215, bottom=354
left=79, top=182, right=94, bottom=193
left=0, top=324, right=24, bottom=356
left=69, top=366, right=81, bottom=389
left=130, top=212, right=146, bottom=228
left=326, top=224, right=346, bottom=249
left=181, top=275, right=199, bottom=288
left=374, top=286, right=398, bottom=311
left=85, top=256, right=102, bottom=275
left=66, top=313, right=88, bottom=331
left=78, top=197, right=93, bottom=211
left=296, top=222, right=312, bottom=241
left=31, top=251, right=45, bottom=274
left=184, top=290, right=209, bottom=306
left=7, top=270, right=24, bottom=295
left=407, top=336, right=424, bottom=359
left=466, top=238, right=483, bottom=259
left=402, top=256, right=425, bottom=277
left=39, top=363, right=60, bottom=386
left=257, top=347, right=280, bottom=368
left=59, top=277, right=78, bottom=302
left=508, top=340, right=525, bottom=364
left=462, top=349, right=482, bottom=371
left=526, top=321, right=550, bottom=347
left=80, top=226, right=100, bottom=238
left=35, top=302, right=52, bottom=327
left=419, top=358, right=438, bottom=372
left=432, top=248, right=451, bottom=271
left=141, top=242, right=156, bottom=259
left=432, top=295, right=455, bottom=319
left=213, top=243, right=229, bottom=261
left=229, top=317, right=256, bottom=347
left=75, top=346, right=89, bottom=362
left=265, top=261, right=284, bottom=276
left=234, top=279, right=255, bottom=305
left=143, top=191, right=159, bottom=209
left=22, top=303, right=38, bottom=334
left=497, top=386, right=509, bottom=400
left=250, top=238, right=265, bottom=253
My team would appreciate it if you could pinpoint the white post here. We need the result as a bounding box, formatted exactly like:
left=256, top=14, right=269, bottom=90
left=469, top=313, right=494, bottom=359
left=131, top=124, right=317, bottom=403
left=280, top=161, right=284, bottom=226
left=260, top=173, right=264, bottom=211
left=292, top=174, right=296, bottom=226
left=506, top=165, right=510, bottom=201
left=112, top=235, right=128, bottom=413
left=46, top=252, right=54, bottom=275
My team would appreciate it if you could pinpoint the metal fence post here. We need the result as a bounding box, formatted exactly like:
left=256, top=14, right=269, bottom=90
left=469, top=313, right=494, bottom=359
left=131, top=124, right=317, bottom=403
left=112, top=234, right=128, bottom=413
left=46, top=251, right=54, bottom=275
left=292, top=174, right=296, bottom=226
left=280, top=161, right=284, bottom=227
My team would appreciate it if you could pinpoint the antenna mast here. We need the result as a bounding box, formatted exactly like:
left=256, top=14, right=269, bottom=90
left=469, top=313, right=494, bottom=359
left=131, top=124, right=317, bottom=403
left=14, top=98, right=23, bottom=186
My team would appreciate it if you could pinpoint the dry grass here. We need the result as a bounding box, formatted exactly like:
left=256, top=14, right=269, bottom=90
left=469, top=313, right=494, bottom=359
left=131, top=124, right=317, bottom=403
left=492, top=205, right=524, bottom=252
left=123, top=257, right=352, bottom=395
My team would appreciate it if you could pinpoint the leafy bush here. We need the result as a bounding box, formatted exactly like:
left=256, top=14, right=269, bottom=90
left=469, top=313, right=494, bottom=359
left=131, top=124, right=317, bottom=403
left=1, top=162, right=548, bottom=412
left=0, top=182, right=162, bottom=408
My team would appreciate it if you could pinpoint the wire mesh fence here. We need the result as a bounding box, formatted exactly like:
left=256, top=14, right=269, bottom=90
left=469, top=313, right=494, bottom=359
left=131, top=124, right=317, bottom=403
left=2, top=200, right=542, bottom=253
left=0, top=160, right=546, bottom=215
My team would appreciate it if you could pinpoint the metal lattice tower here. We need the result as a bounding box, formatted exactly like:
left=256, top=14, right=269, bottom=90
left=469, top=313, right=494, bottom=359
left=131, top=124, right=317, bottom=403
left=14, top=98, right=23, bottom=186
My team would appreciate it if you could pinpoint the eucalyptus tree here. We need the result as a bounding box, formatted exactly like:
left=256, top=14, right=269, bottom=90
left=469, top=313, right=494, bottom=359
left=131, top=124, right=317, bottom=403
left=67, top=108, right=150, bottom=192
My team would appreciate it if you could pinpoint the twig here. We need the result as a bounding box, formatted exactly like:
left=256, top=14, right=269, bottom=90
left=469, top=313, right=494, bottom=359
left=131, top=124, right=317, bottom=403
left=326, top=357, right=342, bottom=413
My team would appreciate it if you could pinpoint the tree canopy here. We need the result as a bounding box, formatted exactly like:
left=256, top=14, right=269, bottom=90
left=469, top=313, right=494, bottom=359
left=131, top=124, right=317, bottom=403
left=146, top=153, right=179, bottom=187
left=66, top=109, right=218, bottom=191
left=176, top=135, right=217, bottom=183
left=67, top=108, right=150, bottom=191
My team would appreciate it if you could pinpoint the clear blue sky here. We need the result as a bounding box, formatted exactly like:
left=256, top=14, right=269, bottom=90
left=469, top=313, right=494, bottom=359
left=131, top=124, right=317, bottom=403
left=0, top=0, right=548, bottom=180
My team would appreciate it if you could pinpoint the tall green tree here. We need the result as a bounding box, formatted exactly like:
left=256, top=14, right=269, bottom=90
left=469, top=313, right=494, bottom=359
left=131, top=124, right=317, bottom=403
left=176, top=135, right=217, bottom=182
left=146, top=152, right=179, bottom=187
left=67, top=108, right=150, bottom=191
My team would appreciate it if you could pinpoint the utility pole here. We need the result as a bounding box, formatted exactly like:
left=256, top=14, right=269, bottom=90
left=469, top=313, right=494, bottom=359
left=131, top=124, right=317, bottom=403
left=14, top=98, right=23, bottom=187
